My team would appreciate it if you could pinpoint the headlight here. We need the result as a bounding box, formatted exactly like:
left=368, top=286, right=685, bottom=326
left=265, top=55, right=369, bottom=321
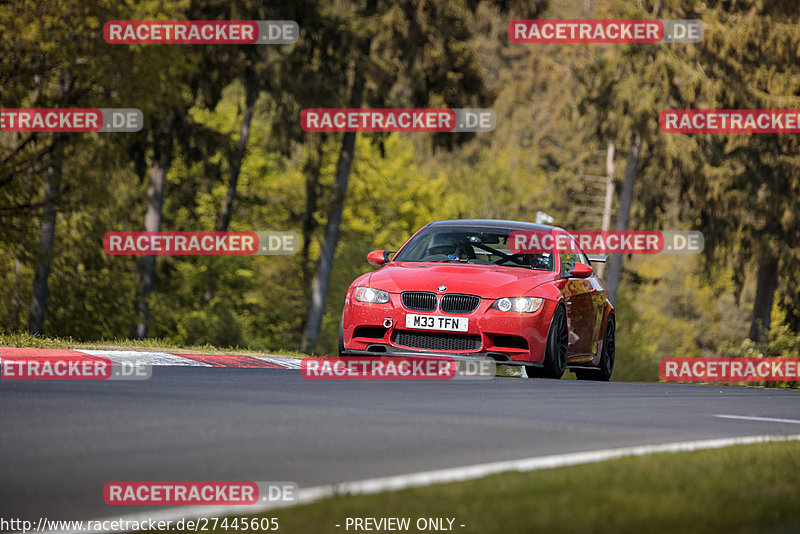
left=491, top=297, right=543, bottom=313
left=354, top=286, right=391, bottom=304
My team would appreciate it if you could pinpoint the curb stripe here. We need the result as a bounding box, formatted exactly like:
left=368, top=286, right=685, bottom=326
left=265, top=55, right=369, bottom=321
left=0, top=348, right=298, bottom=369
left=178, top=354, right=285, bottom=368
left=0, top=348, right=108, bottom=360
left=254, top=356, right=302, bottom=369
left=79, top=350, right=210, bottom=367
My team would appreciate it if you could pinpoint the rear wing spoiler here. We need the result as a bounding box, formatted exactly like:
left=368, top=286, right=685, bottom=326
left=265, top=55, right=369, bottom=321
left=587, top=254, right=607, bottom=263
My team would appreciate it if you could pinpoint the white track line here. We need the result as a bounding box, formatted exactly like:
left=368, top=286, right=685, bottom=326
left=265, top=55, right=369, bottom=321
left=713, top=414, right=800, bottom=425
left=49, top=433, right=800, bottom=534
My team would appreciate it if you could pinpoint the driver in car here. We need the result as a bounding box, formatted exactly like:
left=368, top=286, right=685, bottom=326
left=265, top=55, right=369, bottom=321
left=426, top=235, right=475, bottom=260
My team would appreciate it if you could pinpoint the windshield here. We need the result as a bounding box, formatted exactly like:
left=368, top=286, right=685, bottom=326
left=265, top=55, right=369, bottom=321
left=393, top=227, right=554, bottom=270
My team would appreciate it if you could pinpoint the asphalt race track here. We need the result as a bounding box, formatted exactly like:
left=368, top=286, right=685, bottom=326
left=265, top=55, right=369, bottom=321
left=2, top=367, right=800, bottom=522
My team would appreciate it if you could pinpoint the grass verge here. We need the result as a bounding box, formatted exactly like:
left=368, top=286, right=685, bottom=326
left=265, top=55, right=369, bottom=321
left=175, top=440, right=800, bottom=534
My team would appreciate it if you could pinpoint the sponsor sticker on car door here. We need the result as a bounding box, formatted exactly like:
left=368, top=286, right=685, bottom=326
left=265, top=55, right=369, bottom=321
left=405, top=314, right=468, bottom=332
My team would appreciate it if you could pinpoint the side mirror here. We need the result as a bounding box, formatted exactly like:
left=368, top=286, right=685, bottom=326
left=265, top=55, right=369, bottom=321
left=569, top=262, right=593, bottom=279
left=367, top=250, right=394, bottom=266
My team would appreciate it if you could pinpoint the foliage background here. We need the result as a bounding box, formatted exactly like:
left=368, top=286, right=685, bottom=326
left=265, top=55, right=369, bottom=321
left=2, top=0, right=799, bottom=381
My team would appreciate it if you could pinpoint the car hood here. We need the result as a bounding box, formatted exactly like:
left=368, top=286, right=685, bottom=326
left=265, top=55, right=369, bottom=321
left=368, top=262, right=558, bottom=299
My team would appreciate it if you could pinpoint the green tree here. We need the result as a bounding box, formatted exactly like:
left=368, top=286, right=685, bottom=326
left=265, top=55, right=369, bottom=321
left=0, top=0, right=141, bottom=334
left=301, top=0, right=543, bottom=352
left=650, top=0, right=800, bottom=342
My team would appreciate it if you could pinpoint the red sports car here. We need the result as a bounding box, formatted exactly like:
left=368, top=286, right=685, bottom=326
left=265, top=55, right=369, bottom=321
left=339, top=219, right=616, bottom=380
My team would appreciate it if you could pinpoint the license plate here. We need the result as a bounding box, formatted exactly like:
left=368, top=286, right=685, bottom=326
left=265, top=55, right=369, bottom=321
left=405, top=314, right=468, bottom=332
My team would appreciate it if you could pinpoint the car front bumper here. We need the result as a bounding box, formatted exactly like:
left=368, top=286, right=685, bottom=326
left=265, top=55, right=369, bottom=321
left=342, top=292, right=557, bottom=365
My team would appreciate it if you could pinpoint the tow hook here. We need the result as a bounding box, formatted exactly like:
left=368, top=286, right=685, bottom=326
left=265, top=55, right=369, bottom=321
left=383, top=317, right=393, bottom=328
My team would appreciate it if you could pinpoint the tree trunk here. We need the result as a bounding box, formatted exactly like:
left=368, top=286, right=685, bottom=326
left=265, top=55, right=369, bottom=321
left=203, top=84, right=258, bottom=303
left=217, top=84, right=258, bottom=233
left=301, top=72, right=365, bottom=353
left=132, top=140, right=171, bottom=340
left=27, top=138, right=64, bottom=335
left=300, top=134, right=327, bottom=289
left=605, top=131, right=640, bottom=305
left=596, top=139, right=616, bottom=279
left=748, top=255, right=778, bottom=343
left=6, top=256, right=22, bottom=331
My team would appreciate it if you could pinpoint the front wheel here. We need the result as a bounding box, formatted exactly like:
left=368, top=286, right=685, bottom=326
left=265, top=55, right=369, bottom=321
left=535, top=305, right=568, bottom=379
left=576, top=316, right=614, bottom=381
left=338, top=313, right=345, bottom=356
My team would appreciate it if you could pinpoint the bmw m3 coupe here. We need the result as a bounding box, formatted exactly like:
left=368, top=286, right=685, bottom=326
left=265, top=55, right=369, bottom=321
left=339, top=219, right=615, bottom=380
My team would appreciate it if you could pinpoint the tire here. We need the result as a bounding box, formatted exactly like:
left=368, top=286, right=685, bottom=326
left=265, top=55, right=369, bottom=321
left=338, top=313, right=345, bottom=356
left=537, top=305, right=568, bottom=379
left=576, top=315, right=615, bottom=381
